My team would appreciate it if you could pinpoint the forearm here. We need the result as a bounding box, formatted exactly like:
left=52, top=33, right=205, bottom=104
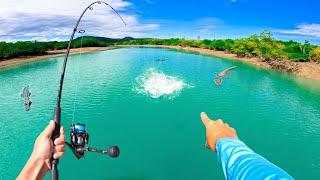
left=17, top=154, right=48, bottom=180
left=216, top=138, right=293, bottom=180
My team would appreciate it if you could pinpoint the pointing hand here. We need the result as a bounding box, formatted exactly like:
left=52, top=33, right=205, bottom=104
left=200, top=112, right=238, bottom=151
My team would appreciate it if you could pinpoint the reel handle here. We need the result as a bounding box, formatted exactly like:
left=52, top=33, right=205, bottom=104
left=80, top=146, right=120, bottom=158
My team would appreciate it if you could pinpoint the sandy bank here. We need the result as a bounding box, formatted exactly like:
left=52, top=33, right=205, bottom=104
left=1, top=45, right=320, bottom=82
left=0, top=47, right=116, bottom=70
left=121, top=45, right=320, bottom=82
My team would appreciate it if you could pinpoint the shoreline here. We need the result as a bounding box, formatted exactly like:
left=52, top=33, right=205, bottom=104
left=1, top=44, right=320, bottom=82
left=120, top=45, right=320, bottom=82
left=0, top=47, right=117, bottom=70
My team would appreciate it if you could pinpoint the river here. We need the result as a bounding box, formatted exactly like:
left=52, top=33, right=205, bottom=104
left=0, top=47, right=319, bottom=179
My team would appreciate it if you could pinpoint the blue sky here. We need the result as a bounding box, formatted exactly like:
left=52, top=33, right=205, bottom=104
left=0, top=0, right=319, bottom=43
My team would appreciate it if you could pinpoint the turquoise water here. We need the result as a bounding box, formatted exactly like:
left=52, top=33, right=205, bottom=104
left=1, top=47, right=320, bottom=179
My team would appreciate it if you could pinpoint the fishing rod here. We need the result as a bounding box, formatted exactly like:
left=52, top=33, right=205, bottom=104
left=51, top=1, right=126, bottom=180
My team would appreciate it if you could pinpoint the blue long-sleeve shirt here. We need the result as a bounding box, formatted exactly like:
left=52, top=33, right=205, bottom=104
left=216, top=138, right=293, bottom=180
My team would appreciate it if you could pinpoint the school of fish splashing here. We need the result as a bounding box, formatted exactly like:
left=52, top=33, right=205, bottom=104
left=134, top=68, right=193, bottom=99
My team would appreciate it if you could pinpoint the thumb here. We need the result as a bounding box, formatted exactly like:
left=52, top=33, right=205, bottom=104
left=200, top=112, right=211, bottom=127
left=42, top=120, right=56, bottom=137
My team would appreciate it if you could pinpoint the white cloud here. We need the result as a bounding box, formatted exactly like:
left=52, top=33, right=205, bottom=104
left=194, top=17, right=223, bottom=35
left=145, top=0, right=155, bottom=4
left=0, top=0, right=159, bottom=41
left=276, top=23, right=320, bottom=38
left=145, top=17, right=224, bottom=39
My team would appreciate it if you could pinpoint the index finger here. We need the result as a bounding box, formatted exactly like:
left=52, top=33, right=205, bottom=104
left=200, top=112, right=212, bottom=127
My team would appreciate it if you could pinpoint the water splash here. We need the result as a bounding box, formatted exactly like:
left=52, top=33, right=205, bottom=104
left=134, top=68, right=193, bottom=99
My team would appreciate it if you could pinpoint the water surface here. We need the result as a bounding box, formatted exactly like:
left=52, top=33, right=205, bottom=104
left=0, top=47, right=320, bottom=179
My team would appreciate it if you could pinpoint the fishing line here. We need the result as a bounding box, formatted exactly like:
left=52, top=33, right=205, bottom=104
left=71, top=32, right=84, bottom=125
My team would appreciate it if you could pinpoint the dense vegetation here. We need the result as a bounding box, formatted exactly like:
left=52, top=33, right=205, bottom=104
left=0, top=32, right=319, bottom=63
left=118, top=31, right=320, bottom=63
left=0, top=36, right=131, bottom=60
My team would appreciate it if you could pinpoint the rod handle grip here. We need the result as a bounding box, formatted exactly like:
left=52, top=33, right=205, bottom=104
left=51, top=162, right=59, bottom=180
left=52, top=107, right=61, bottom=140
left=51, top=107, right=61, bottom=180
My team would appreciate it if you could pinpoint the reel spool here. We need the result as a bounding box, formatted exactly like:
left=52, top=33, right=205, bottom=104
left=66, top=123, right=120, bottom=159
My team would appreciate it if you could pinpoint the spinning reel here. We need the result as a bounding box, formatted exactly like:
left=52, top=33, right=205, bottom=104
left=65, top=123, right=120, bottom=159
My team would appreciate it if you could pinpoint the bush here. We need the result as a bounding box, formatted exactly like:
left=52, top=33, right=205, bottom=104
left=288, top=53, right=309, bottom=62
left=213, top=40, right=227, bottom=51
left=231, top=39, right=247, bottom=57
left=309, top=47, right=320, bottom=63
left=200, top=39, right=212, bottom=49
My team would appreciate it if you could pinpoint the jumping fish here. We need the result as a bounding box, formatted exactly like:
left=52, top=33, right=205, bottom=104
left=21, top=86, right=32, bottom=111
left=216, top=66, right=237, bottom=78
left=214, top=66, right=237, bottom=86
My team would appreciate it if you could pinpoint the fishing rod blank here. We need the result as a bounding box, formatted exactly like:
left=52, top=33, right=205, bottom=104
left=51, top=1, right=126, bottom=180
